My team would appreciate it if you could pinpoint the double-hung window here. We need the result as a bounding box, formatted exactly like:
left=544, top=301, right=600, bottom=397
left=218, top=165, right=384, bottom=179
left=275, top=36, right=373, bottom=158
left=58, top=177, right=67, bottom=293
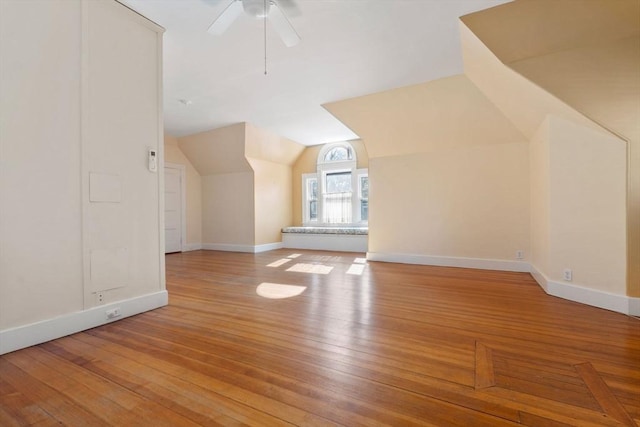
left=306, top=177, right=318, bottom=221
left=302, top=142, right=368, bottom=226
left=358, top=172, right=369, bottom=221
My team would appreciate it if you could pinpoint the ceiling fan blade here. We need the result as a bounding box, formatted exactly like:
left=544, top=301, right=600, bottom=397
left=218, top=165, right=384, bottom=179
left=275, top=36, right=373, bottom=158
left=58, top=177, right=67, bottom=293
left=269, top=1, right=300, bottom=47
left=207, top=0, right=243, bottom=35
left=273, top=0, right=301, bottom=17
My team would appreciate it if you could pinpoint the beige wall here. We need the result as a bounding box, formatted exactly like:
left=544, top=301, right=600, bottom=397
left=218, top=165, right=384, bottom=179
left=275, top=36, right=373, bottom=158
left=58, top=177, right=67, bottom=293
left=547, top=116, right=627, bottom=293
left=178, top=122, right=304, bottom=247
left=164, top=134, right=202, bottom=245
left=178, top=123, right=251, bottom=175
left=459, top=23, right=607, bottom=141
left=291, top=140, right=368, bottom=226
left=325, top=75, right=530, bottom=262
left=460, top=0, right=639, bottom=65
left=202, top=173, right=255, bottom=245
left=529, top=119, right=551, bottom=276
left=248, top=159, right=293, bottom=245
left=0, top=0, right=163, bottom=332
left=462, top=0, right=638, bottom=296
left=369, top=143, right=529, bottom=260
left=179, top=124, right=253, bottom=247
left=508, top=36, right=640, bottom=296
left=245, top=123, right=305, bottom=165
left=245, top=123, right=303, bottom=245
left=326, top=76, right=529, bottom=159
left=530, top=116, right=627, bottom=293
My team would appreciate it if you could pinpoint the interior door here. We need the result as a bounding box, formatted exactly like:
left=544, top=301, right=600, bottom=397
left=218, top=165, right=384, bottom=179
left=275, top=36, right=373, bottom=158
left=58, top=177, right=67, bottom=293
left=164, top=166, right=182, bottom=253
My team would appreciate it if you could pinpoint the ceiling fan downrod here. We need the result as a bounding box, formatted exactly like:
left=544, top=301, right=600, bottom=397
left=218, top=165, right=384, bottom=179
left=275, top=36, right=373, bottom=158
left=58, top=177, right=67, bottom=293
left=264, top=0, right=268, bottom=75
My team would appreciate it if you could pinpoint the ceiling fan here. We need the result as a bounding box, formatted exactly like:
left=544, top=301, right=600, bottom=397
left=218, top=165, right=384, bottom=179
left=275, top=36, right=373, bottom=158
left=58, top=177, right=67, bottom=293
left=207, top=0, right=301, bottom=47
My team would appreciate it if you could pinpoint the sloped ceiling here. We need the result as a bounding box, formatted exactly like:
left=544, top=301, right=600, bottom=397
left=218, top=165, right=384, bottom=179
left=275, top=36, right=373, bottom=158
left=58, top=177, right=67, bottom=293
left=324, top=74, right=526, bottom=159
left=461, top=0, right=640, bottom=143
left=461, top=0, right=640, bottom=294
left=119, top=0, right=511, bottom=145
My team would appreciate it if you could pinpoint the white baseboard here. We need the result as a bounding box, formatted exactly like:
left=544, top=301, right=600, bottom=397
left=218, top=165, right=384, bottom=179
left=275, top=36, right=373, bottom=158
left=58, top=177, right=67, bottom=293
left=202, top=243, right=252, bottom=252
left=630, top=297, right=640, bottom=317
left=182, top=243, right=202, bottom=252
left=283, top=233, right=368, bottom=253
left=254, top=242, right=284, bottom=253
left=530, top=264, right=638, bottom=316
left=366, top=252, right=530, bottom=272
left=202, top=242, right=283, bottom=253
left=0, top=290, right=168, bottom=355
left=367, top=253, right=637, bottom=315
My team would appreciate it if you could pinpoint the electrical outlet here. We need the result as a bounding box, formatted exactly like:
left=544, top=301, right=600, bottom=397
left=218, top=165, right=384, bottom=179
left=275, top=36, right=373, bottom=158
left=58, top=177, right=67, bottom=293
left=516, top=250, right=524, bottom=260
left=96, top=292, right=105, bottom=305
left=106, top=308, right=121, bottom=320
left=563, top=269, right=572, bottom=281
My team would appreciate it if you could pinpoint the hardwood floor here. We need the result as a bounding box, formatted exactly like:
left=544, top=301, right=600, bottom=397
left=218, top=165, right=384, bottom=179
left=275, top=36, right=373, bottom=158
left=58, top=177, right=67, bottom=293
left=1, top=249, right=639, bottom=426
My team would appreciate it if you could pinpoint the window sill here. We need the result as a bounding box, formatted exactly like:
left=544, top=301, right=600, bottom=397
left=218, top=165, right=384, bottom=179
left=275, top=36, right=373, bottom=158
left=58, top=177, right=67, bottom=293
left=282, top=226, right=368, bottom=235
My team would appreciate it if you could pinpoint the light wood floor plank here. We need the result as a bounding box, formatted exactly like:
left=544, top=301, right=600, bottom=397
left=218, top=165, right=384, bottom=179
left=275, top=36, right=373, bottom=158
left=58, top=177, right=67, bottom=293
left=1, top=249, right=638, bottom=426
left=575, top=362, right=637, bottom=427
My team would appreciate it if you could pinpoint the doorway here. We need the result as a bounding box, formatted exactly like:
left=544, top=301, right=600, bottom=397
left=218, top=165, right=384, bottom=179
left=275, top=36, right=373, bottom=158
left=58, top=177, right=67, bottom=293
left=164, top=163, right=185, bottom=253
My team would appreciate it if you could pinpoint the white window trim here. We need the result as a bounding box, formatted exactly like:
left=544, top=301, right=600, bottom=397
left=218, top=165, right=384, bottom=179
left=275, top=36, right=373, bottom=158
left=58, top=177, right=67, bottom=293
left=318, top=142, right=356, bottom=165
left=356, top=169, right=369, bottom=223
left=302, top=173, right=318, bottom=224
left=302, top=142, right=368, bottom=227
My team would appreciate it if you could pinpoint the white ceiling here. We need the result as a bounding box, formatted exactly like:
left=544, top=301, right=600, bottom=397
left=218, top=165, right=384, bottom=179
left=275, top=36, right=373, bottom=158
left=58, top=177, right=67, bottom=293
left=120, top=0, right=511, bottom=146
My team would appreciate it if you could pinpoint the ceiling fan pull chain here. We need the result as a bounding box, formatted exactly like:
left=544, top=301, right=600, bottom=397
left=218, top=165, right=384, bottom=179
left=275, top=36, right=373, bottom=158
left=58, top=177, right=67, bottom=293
left=264, top=0, right=268, bottom=75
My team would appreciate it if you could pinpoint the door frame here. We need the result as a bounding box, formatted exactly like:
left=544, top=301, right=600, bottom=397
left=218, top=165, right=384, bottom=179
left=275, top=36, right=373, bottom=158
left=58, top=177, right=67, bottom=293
left=164, top=162, right=186, bottom=253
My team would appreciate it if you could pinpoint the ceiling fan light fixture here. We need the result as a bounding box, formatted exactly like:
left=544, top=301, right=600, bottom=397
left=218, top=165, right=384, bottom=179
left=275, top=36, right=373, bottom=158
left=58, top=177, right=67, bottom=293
left=243, top=0, right=271, bottom=19
left=207, top=0, right=300, bottom=48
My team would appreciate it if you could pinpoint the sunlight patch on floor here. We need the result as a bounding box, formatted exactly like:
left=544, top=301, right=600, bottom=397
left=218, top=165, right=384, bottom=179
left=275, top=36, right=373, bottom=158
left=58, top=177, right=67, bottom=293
left=354, top=258, right=367, bottom=264
left=287, top=254, right=301, bottom=259
left=286, top=263, right=333, bottom=274
left=267, top=258, right=292, bottom=267
left=346, top=264, right=365, bottom=275
left=256, top=283, right=307, bottom=299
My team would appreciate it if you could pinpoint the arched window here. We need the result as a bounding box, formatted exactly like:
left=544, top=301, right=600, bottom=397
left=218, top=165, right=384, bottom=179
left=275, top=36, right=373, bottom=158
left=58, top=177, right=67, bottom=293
left=302, top=142, right=368, bottom=225
left=323, top=145, right=352, bottom=162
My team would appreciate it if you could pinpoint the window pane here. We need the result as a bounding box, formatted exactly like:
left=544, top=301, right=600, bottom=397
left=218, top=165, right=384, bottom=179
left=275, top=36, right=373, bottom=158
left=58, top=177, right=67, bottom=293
left=360, top=176, right=369, bottom=199
left=324, top=147, right=351, bottom=162
left=326, top=172, right=352, bottom=193
left=308, top=178, right=318, bottom=200
left=360, top=200, right=368, bottom=221
left=323, top=193, right=352, bottom=224
left=310, top=200, right=317, bottom=220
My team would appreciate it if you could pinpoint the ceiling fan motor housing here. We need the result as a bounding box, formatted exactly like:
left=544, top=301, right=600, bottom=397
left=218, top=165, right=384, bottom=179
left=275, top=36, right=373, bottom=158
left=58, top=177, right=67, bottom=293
left=242, top=0, right=271, bottom=19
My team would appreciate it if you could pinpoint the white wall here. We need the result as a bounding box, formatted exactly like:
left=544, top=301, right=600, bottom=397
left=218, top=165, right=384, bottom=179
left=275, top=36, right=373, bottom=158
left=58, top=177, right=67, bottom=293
left=0, top=0, right=166, bottom=354
left=1, top=0, right=84, bottom=329
left=83, top=0, right=164, bottom=307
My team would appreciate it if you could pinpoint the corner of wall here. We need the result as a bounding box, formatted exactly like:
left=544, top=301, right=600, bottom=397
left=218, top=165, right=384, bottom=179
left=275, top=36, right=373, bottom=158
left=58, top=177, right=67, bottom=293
left=530, top=264, right=637, bottom=316
left=0, top=291, right=168, bottom=355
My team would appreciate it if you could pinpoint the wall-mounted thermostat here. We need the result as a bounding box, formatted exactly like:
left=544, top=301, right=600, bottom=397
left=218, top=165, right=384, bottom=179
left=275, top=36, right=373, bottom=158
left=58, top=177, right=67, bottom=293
left=148, top=148, right=158, bottom=172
